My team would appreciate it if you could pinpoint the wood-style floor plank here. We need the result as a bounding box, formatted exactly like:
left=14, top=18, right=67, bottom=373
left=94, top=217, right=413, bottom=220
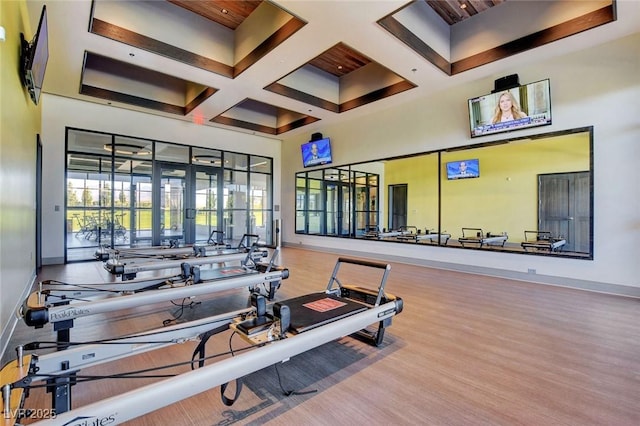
left=2, top=247, right=639, bottom=425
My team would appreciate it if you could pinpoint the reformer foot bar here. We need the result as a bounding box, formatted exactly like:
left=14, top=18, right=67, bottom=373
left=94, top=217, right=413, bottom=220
left=2, top=258, right=402, bottom=425
left=103, top=242, right=268, bottom=281
left=94, top=232, right=258, bottom=262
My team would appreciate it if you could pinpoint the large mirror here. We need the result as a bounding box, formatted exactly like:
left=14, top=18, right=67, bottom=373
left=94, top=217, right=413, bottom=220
left=295, top=127, right=593, bottom=259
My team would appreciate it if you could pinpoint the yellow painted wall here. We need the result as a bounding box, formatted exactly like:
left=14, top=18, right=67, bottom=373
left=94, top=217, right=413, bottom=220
left=383, top=133, right=589, bottom=242
left=0, top=0, right=40, bottom=350
left=384, top=153, right=439, bottom=232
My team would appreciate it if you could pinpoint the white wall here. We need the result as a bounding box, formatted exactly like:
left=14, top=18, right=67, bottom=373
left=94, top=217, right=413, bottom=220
left=41, top=96, right=282, bottom=263
left=281, top=33, right=640, bottom=293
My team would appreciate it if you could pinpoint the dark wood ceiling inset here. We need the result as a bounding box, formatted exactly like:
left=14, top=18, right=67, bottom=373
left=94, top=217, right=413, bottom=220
left=308, top=43, right=372, bottom=77
left=426, top=0, right=505, bottom=25
left=167, top=0, right=262, bottom=30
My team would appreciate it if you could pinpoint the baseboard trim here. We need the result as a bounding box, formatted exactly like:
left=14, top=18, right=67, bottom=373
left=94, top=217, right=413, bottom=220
left=283, top=243, right=639, bottom=299
left=42, top=256, right=64, bottom=265
left=1, top=271, right=36, bottom=362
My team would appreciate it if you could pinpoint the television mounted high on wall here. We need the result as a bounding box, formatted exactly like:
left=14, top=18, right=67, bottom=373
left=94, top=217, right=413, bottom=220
left=301, top=137, right=332, bottom=168
left=446, top=158, right=480, bottom=180
left=21, top=5, right=49, bottom=105
left=468, top=79, right=551, bottom=138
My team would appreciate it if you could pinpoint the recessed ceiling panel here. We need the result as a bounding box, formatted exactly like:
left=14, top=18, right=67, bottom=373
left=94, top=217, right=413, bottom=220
left=265, top=43, right=416, bottom=113
left=81, top=52, right=217, bottom=116
left=211, top=99, right=320, bottom=135
left=168, top=0, right=262, bottom=30
left=89, top=0, right=306, bottom=78
left=380, top=0, right=616, bottom=75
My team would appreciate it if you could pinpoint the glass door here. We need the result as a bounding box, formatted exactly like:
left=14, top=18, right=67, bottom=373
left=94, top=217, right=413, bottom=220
left=154, top=163, right=186, bottom=246
left=153, top=162, right=224, bottom=246
left=326, top=182, right=351, bottom=236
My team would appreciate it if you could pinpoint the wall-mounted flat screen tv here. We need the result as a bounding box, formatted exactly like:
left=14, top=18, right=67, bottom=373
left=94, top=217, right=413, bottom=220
left=21, top=5, right=49, bottom=105
left=446, top=159, right=479, bottom=180
left=468, top=79, right=551, bottom=138
left=301, top=137, right=332, bottom=167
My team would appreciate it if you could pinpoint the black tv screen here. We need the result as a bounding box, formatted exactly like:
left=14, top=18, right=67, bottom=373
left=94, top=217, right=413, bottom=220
left=468, top=79, right=551, bottom=138
left=301, top=137, right=332, bottom=167
left=446, top=159, right=479, bottom=180
left=21, top=5, right=49, bottom=105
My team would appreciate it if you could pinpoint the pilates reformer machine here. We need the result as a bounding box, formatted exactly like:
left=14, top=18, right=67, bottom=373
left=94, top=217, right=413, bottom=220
left=395, top=228, right=451, bottom=245
left=19, top=250, right=288, bottom=346
left=1, top=257, right=403, bottom=425
left=458, top=227, right=508, bottom=248
left=363, top=225, right=417, bottom=240
left=93, top=230, right=243, bottom=261
left=102, top=236, right=267, bottom=281
left=520, top=230, right=566, bottom=252
left=28, top=248, right=283, bottom=304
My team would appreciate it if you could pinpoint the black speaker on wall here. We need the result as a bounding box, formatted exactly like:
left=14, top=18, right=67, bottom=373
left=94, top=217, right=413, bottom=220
left=310, top=132, right=323, bottom=141
left=492, top=74, right=520, bottom=93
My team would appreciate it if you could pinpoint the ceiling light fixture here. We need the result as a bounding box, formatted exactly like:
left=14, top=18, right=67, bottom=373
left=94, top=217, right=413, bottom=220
left=104, top=143, right=151, bottom=156
left=221, top=9, right=228, bottom=14
left=460, top=3, right=467, bottom=9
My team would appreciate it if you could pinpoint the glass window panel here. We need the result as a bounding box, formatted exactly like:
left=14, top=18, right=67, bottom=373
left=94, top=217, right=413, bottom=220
left=250, top=155, right=272, bottom=173
left=296, top=210, right=307, bottom=233
left=224, top=170, right=248, bottom=210
left=194, top=169, right=220, bottom=243
left=250, top=210, right=272, bottom=243
left=223, top=169, right=248, bottom=243
left=155, top=142, right=189, bottom=163
left=250, top=173, right=270, bottom=210
left=307, top=169, right=323, bottom=179
left=131, top=177, right=153, bottom=247
left=110, top=136, right=153, bottom=160
left=67, top=129, right=112, bottom=155
left=296, top=177, right=306, bottom=211
left=224, top=209, right=248, bottom=245
left=225, top=152, right=249, bottom=171
left=192, top=147, right=222, bottom=167
left=308, top=211, right=322, bottom=234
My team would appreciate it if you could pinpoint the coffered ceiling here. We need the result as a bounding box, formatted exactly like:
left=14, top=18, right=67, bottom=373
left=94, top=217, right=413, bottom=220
left=24, top=0, right=633, bottom=139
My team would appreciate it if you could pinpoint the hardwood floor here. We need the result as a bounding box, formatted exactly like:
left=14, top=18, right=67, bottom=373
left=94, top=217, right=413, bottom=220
left=3, top=247, right=639, bottom=425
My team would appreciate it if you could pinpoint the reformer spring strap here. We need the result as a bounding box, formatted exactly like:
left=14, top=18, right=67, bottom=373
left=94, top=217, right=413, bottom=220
left=220, top=379, right=243, bottom=406
left=190, top=324, right=229, bottom=369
